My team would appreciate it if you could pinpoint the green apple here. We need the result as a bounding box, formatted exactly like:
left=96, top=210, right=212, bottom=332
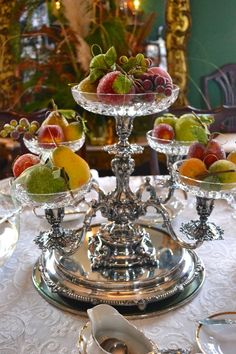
left=175, top=114, right=202, bottom=142
left=154, top=113, right=177, bottom=128
left=208, top=160, right=236, bottom=183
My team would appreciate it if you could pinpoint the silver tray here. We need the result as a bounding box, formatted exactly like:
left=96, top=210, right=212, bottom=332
left=32, top=224, right=205, bottom=318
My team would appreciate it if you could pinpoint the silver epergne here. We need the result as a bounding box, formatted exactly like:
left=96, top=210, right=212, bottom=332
left=14, top=85, right=234, bottom=316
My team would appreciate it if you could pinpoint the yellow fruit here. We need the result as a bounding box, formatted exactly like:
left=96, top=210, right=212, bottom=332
left=78, top=77, right=98, bottom=101
left=227, top=151, right=236, bottom=164
left=78, top=77, right=97, bottom=93
left=51, top=146, right=90, bottom=189
left=63, top=122, right=83, bottom=141
left=179, top=158, right=207, bottom=183
left=42, top=111, right=68, bottom=132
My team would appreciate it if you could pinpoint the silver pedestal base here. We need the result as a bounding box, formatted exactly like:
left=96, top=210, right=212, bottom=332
left=32, top=224, right=205, bottom=318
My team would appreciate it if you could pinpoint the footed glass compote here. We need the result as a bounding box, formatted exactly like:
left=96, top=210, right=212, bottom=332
left=11, top=179, right=91, bottom=255
left=23, top=133, right=85, bottom=160
left=146, top=132, right=192, bottom=219
left=146, top=131, right=193, bottom=204
left=172, top=160, right=236, bottom=241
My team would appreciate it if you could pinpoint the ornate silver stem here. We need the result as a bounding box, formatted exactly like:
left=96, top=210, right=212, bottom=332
left=179, top=197, right=224, bottom=241
left=34, top=208, right=84, bottom=255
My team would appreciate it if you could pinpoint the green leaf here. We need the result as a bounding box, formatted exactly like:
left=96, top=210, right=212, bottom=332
left=104, top=46, right=117, bottom=66
left=89, top=68, right=106, bottom=83
left=58, top=109, right=76, bottom=120
left=112, top=74, right=133, bottom=94
left=191, top=126, right=208, bottom=145
left=198, top=114, right=215, bottom=125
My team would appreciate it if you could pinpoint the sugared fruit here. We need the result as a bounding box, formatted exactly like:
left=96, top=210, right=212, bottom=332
left=63, top=122, right=83, bottom=141
left=41, top=110, right=68, bottom=131
left=227, top=150, right=236, bottom=164
left=154, top=114, right=177, bottom=129
left=179, top=158, right=207, bottom=181
left=51, top=146, right=90, bottom=189
left=25, top=165, right=67, bottom=196
left=175, top=114, right=202, bottom=142
left=12, top=153, right=40, bottom=177
left=37, top=125, right=65, bottom=145
left=152, top=123, right=175, bottom=142
left=187, top=142, right=206, bottom=160
left=208, top=160, right=236, bottom=183
left=97, top=71, right=134, bottom=104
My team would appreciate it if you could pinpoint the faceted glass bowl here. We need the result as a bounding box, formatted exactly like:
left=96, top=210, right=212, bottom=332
left=23, top=133, right=85, bottom=155
left=147, top=130, right=193, bottom=156
left=172, top=160, right=236, bottom=199
left=11, top=178, right=91, bottom=209
left=0, top=179, right=20, bottom=267
left=71, top=85, right=179, bottom=117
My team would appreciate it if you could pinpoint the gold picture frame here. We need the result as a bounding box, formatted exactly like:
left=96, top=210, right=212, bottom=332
left=165, top=0, right=191, bottom=107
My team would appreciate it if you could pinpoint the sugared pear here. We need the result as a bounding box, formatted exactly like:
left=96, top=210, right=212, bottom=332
left=42, top=110, right=68, bottom=132
left=51, top=146, right=90, bottom=189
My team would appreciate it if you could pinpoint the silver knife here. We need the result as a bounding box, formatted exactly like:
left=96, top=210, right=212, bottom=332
left=199, top=318, right=236, bottom=325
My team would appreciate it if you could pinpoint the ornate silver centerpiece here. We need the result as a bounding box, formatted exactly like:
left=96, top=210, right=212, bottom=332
left=12, top=87, right=218, bottom=317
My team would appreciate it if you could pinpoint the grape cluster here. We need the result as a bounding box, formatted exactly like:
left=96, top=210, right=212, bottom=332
left=134, top=74, right=173, bottom=96
left=0, top=118, right=40, bottom=140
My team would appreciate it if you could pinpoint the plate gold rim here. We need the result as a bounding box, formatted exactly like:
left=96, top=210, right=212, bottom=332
left=196, top=311, right=236, bottom=354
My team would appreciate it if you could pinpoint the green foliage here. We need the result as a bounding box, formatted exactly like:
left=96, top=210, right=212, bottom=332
left=86, top=18, right=128, bottom=57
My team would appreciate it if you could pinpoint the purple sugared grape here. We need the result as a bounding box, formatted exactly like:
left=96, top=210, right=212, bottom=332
left=10, top=130, right=20, bottom=140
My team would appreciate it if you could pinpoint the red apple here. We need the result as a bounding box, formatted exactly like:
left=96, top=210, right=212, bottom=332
left=97, top=71, right=134, bottom=104
left=152, top=123, right=175, bottom=142
left=12, top=153, right=40, bottom=177
left=37, top=125, right=65, bottom=145
left=187, top=142, right=206, bottom=160
left=203, top=139, right=226, bottom=168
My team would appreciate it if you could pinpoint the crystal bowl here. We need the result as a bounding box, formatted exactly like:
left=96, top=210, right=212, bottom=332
left=172, top=160, right=236, bottom=199
left=71, top=85, right=179, bottom=117
left=23, top=133, right=85, bottom=156
left=147, top=130, right=193, bottom=156
left=11, top=178, right=91, bottom=209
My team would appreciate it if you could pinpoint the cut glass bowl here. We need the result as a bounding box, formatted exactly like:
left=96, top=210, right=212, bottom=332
left=71, top=85, right=179, bottom=117
left=23, top=133, right=85, bottom=156
left=11, top=178, right=91, bottom=209
left=147, top=130, right=193, bottom=156
left=172, top=160, right=236, bottom=199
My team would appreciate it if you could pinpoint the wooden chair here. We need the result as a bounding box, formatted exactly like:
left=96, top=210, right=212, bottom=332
left=202, top=63, right=236, bottom=109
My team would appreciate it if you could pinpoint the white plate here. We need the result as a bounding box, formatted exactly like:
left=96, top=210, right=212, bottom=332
left=196, top=312, right=236, bottom=354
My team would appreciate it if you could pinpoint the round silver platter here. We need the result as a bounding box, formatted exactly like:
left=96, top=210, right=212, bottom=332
left=32, top=224, right=205, bottom=319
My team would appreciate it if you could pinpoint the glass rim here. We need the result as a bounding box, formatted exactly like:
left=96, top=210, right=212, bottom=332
left=147, top=130, right=194, bottom=145
left=71, top=84, right=179, bottom=96
left=173, top=159, right=236, bottom=188
left=23, top=133, right=85, bottom=147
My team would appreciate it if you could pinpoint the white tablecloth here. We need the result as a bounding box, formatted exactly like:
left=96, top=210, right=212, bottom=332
left=1, top=176, right=236, bottom=354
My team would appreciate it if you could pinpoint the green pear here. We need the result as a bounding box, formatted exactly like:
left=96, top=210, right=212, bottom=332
left=175, top=114, right=202, bottom=141
left=208, top=160, right=236, bottom=183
